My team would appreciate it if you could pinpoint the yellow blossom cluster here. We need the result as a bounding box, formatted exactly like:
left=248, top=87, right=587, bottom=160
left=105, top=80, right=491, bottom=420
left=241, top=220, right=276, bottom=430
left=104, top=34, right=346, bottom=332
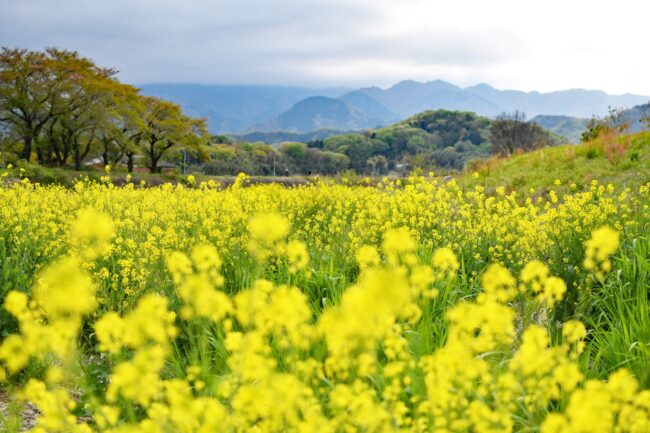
left=0, top=177, right=648, bottom=433
left=519, top=260, right=567, bottom=307
left=0, top=177, right=645, bottom=318
left=0, top=256, right=97, bottom=372
left=583, top=225, right=621, bottom=279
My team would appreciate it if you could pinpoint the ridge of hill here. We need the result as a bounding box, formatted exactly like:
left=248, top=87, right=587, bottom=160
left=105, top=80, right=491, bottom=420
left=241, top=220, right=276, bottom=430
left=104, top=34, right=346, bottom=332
left=458, top=132, right=650, bottom=194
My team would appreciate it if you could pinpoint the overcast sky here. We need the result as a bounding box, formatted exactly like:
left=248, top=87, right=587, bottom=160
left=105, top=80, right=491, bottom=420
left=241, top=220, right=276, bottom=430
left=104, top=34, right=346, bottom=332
left=1, top=0, right=649, bottom=95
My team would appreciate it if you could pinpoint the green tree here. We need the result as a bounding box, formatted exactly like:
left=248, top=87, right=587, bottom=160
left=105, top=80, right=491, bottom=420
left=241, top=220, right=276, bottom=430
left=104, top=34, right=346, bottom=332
left=1, top=48, right=65, bottom=160
left=320, top=151, right=349, bottom=175
left=44, top=62, right=125, bottom=169
left=0, top=47, right=141, bottom=169
left=280, top=142, right=307, bottom=161
left=94, top=83, right=146, bottom=169
left=323, top=134, right=386, bottom=173
left=366, top=155, right=388, bottom=175
left=139, top=97, right=209, bottom=173
left=580, top=107, right=632, bottom=143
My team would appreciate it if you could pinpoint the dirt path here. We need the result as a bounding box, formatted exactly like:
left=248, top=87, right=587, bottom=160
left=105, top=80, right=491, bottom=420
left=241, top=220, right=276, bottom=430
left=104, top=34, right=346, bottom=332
left=0, top=390, right=39, bottom=432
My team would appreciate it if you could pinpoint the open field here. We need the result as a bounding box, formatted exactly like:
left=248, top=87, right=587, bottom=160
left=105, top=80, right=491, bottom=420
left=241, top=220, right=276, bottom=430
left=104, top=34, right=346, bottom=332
left=0, top=135, right=649, bottom=432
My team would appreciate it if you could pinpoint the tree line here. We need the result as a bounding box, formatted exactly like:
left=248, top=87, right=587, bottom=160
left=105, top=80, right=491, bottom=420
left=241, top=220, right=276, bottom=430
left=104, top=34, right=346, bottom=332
left=195, top=111, right=559, bottom=176
left=0, top=47, right=209, bottom=172
left=201, top=137, right=350, bottom=176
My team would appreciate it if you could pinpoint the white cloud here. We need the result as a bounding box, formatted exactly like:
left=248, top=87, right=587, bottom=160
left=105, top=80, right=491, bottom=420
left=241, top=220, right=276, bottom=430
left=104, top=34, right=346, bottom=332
left=0, top=0, right=648, bottom=94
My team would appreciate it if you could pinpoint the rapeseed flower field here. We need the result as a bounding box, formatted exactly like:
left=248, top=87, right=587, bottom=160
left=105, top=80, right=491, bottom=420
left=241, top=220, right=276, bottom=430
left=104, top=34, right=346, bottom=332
left=0, top=171, right=649, bottom=433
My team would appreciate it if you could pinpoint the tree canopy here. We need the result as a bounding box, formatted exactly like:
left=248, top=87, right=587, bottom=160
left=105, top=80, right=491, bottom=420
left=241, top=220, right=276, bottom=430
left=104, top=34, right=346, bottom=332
left=0, top=47, right=207, bottom=172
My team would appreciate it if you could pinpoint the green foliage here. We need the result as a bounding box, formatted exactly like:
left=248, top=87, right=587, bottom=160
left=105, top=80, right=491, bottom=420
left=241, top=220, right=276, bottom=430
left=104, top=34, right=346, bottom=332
left=202, top=140, right=350, bottom=176
left=322, top=133, right=387, bottom=172
left=401, top=109, right=490, bottom=146
left=140, top=96, right=209, bottom=173
left=0, top=47, right=208, bottom=173
left=460, top=132, right=650, bottom=195
left=317, top=110, right=493, bottom=172
left=579, top=105, right=648, bottom=143
left=203, top=109, right=560, bottom=175
left=281, top=142, right=308, bottom=160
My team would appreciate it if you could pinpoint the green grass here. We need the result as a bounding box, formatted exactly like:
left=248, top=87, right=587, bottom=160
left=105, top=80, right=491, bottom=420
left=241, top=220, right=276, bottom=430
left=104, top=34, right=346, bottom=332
left=581, top=235, right=650, bottom=387
left=458, top=132, right=650, bottom=195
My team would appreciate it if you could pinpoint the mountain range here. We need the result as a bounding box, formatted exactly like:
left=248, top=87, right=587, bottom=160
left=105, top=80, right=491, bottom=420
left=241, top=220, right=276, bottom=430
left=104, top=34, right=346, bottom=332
left=139, top=84, right=350, bottom=132
left=140, top=80, right=649, bottom=134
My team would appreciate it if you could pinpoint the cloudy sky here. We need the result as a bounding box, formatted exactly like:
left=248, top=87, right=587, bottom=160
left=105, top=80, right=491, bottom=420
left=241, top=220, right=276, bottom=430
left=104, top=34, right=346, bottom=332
left=1, top=0, right=649, bottom=95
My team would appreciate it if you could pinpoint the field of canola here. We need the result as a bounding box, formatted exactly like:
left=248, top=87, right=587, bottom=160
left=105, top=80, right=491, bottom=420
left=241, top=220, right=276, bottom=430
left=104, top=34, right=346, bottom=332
left=0, top=172, right=649, bottom=433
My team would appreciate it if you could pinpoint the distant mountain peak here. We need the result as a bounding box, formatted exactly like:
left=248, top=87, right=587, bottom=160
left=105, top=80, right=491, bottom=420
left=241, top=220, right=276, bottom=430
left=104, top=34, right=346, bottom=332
left=426, top=79, right=459, bottom=89
left=294, top=95, right=338, bottom=105
left=141, top=80, right=650, bottom=133
left=466, top=83, right=495, bottom=91
left=390, top=79, right=457, bottom=92
left=253, top=96, right=380, bottom=133
left=390, top=79, right=422, bottom=89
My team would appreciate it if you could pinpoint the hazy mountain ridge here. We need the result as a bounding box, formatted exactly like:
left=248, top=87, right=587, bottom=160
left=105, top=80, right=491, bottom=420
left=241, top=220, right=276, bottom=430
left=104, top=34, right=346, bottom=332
left=139, top=84, right=350, bottom=132
left=140, top=81, right=649, bottom=134
left=348, top=80, right=501, bottom=118
left=531, top=115, right=589, bottom=143
left=252, top=96, right=385, bottom=133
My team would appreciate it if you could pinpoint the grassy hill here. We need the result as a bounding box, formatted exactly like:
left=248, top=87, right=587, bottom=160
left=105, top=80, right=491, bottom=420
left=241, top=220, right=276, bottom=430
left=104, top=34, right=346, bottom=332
left=458, top=131, right=650, bottom=195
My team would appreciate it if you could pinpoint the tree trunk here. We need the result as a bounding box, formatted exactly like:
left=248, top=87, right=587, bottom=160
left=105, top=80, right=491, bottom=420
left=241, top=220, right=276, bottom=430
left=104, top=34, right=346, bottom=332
left=150, top=157, right=158, bottom=173
left=62, top=141, right=70, bottom=167
left=127, top=152, right=134, bottom=173
left=113, top=151, right=124, bottom=165
left=79, top=140, right=92, bottom=169
left=45, top=147, right=53, bottom=165
left=149, top=142, right=159, bottom=173
left=102, top=138, right=120, bottom=165
left=21, top=135, right=32, bottom=161
left=36, top=145, right=44, bottom=165
left=74, top=146, right=82, bottom=171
